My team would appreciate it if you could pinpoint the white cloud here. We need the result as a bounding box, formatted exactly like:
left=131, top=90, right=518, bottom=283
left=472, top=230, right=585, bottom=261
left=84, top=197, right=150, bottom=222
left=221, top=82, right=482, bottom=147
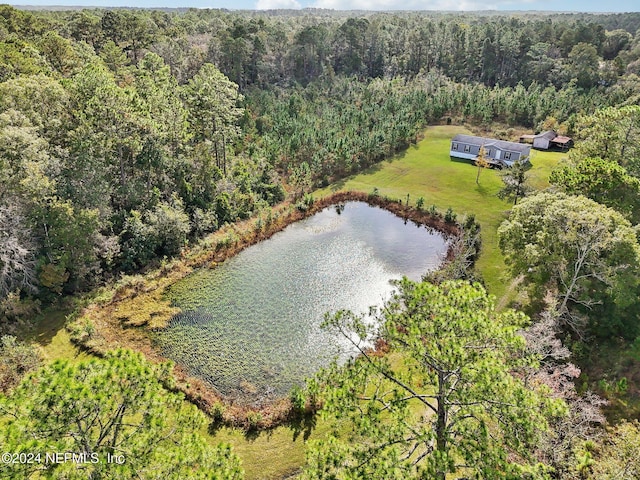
left=311, top=0, right=500, bottom=10
left=256, top=0, right=302, bottom=9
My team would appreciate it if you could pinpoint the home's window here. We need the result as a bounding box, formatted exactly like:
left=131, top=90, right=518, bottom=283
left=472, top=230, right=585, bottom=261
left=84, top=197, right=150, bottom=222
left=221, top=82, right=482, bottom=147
left=487, top=149, right=492, bottom=156
left=504, top=152, right=512, bottom=160
left=452, top=143, right=458, bottom=151
left=464, top=145, right=470, bottom=153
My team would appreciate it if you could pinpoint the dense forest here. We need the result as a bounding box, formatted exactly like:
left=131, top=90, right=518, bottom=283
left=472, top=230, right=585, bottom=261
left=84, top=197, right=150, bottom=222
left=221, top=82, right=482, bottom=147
left=2, top=4, right=640, bottom=479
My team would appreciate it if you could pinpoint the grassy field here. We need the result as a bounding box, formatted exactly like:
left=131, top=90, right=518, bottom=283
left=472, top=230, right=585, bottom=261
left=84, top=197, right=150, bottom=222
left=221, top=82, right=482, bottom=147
left=318, top=125, right=565, bottom=298
left=15, top=125, right=566, bottom=480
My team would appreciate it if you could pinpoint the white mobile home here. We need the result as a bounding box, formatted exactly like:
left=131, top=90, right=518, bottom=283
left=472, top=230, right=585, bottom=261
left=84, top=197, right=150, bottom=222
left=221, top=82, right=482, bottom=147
left=450, top=134, right=531, bottom=168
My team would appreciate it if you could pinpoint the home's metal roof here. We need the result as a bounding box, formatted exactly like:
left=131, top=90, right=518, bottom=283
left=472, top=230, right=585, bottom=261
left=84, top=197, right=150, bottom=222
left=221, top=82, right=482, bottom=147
left=451, top=134, right=531, bottom=154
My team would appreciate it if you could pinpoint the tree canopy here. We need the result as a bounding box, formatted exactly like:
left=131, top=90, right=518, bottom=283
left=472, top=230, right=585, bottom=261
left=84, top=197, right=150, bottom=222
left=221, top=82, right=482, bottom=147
left=570, top=105, right=640, bottom=176
left=498, top=192, right=640, bottom=337
left=304, top=279, right=562, bottom=480
left=0, top=349, right=243, bottom=480
left=550, top=156, right=640, bottom=223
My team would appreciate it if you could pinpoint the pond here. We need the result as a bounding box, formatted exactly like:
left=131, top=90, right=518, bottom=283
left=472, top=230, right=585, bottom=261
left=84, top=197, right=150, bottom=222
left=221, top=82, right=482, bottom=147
left=155, top=202, right=448, bottom=402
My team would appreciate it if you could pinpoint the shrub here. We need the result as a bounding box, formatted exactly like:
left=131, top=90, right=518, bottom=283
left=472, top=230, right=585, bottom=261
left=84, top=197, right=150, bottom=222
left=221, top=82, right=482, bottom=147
left=257, top=182, right=285, bottom=206
left=617, top=377, right=629, bottom=394
left=444, top=207, right=457, bottom=224
left=0, top=335, right=41, bottom=393
left=119, top=210, right=159, bottom=271
left=191, top=208, right=218, bottom=237
left=211, top=402, right=226, bottom=423
left=215, top=192, right=233, bottom=224
left=119, top=198, right=191, bottom=271
left=68, top=317, right=96, bottom=343
left=245, top=411, right=263, bottom=431
left=296, top=193, right=315, bottom=212
left=148, top=198, right=191, bottom=257
left=463, top=213, right=476, bottom=231
left=0, top=292, right=40, bottom=334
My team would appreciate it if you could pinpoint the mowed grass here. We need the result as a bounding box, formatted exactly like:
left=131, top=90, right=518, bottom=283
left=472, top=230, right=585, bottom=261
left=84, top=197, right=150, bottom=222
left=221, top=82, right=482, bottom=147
left=318, top=125, right=565, bottom=298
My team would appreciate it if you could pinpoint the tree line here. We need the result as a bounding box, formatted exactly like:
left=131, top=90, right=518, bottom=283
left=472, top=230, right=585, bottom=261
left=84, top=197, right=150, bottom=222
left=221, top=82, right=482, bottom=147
left=248, top=73, right=635, bottom=187
left=3, top=7, right=640, bottom=89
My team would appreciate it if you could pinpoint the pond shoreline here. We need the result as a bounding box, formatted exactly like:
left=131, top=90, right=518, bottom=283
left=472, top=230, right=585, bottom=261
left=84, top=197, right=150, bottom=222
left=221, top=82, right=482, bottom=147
left=70, top=191, right=460, bottom=430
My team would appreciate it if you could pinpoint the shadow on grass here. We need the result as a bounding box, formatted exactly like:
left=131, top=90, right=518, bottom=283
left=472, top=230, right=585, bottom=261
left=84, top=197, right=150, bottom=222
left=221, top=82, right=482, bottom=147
left=448, top=156, right=476, bottom=167
left=243, top=427, right=263, bottom=442
left=10, top=299, right=90, bottom=363
left=330, top=177, right=349, bottom=192
left=329, top=162, right=386, bottom=193
left=245, top=411, right=318, bottom=443
left=208, top=409, right=319, bottom=444
left=15, top=300, right=73, bottom=347
left=207, top=421, right=266, bottom=443
left=474, top=182, right=491, bottom=196
left=289, top=411, right=318, bottom=442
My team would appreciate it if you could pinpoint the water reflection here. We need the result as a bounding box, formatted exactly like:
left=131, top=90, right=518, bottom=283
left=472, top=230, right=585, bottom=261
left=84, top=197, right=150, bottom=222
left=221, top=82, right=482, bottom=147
left=157, top=202, right=448, bottom=401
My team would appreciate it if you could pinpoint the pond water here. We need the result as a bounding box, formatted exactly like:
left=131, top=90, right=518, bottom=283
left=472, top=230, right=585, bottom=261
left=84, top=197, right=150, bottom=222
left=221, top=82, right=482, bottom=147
left=156, top=202, right=448, bottom=401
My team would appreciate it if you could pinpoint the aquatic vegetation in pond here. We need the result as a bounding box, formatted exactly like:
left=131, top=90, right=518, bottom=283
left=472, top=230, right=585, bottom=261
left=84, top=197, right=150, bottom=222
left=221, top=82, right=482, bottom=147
left=156, top=202, right=448, bottom=401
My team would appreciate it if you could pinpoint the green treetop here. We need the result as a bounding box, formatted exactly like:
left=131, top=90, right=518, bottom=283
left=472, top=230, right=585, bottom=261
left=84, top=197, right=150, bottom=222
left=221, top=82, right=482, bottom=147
left=0, top=349, right=243, bottom=480
left=499, top=192, right=640, bottom=338
left=304, top=279, right=563, bottom=480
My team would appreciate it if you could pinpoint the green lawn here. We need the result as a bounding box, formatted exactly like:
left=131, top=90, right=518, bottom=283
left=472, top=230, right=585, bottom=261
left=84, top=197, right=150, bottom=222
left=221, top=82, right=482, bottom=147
left=318, top=125, right=566, bottom=298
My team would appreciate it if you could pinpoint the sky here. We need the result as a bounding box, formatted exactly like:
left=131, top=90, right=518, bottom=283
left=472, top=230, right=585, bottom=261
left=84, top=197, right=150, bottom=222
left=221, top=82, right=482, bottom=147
left=8, top=0, right=639, bottom=13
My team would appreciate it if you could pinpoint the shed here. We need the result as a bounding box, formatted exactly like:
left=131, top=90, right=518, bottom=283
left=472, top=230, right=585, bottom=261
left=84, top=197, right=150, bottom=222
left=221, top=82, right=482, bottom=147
left=532, top=131, right=557, bottom=150
left=550, top=135, right=573, bottom=151
left=519, top=131, right=573, bottom=151
left=450, top=134, right=531, bottom=168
